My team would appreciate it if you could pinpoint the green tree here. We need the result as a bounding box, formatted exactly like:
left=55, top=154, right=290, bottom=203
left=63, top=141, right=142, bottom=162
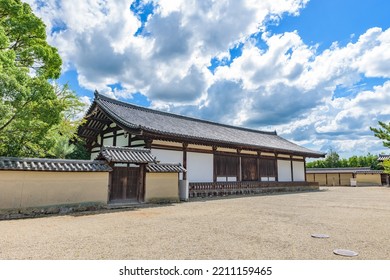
left=45, top=84, right=86, bottom=159
left=324, top=149, right=340, bottom=168
left=370, top=121, right=390, bottom=149
left=0, top=0, right=83, bottom=157
left=306, top=151, right=379, bottom=169
left=383, top=160, right=390, bottom=174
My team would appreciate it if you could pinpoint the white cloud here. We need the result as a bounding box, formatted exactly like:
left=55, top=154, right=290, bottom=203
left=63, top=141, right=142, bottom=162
left=26, top=0, right=309, bottom=99
left=24, top=0, right=390, bottom=157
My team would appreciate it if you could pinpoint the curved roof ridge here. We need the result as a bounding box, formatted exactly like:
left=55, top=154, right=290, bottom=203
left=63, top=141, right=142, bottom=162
left=94, top=91, right=277, bottom=136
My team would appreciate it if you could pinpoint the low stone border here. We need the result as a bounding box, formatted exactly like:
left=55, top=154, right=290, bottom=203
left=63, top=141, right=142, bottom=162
left=0, top=202, right=106, bottom=220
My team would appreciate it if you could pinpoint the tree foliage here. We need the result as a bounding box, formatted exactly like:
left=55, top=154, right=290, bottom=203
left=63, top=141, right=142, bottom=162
left=383, top=160, right=390, bottom=175
left=306, top=150, right=380, bottom=169
left=370, top=121, right=390, bottom=149
left=0, top=0, right=85, bottom=158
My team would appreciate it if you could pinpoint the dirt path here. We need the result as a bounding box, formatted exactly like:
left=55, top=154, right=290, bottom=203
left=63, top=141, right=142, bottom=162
left=1, top=187, right=390, bottom=259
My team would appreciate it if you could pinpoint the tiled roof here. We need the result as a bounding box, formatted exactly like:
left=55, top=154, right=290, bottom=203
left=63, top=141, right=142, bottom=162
left=146, top=163, right=186, bottom=173
left=355, top=170, right=383, bottom=174
left=91, top=93, right=325, bottom=158
left=378, top=155, right=390, bottom=161
left=0, top=157, right=112, bottom=172
left=96, top=146, right=156, bottom=163
left=306, top=167, right=382, bottom=174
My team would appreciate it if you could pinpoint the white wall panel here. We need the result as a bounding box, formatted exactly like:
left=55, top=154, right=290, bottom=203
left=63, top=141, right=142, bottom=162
left=292, top=161, right=305, bottom=182
left=151, top=149, right=183, bottom=180
left=187, top=152, right=213, bottom=182
left=151, top=149, right=183, bottom=165
left=277, top=160, right=292, bottom=182
left=116, top=134, right=128, bottom=147
left=102, top=137, right=113, bottom=146
left=90, top=152, right=99, bottom=160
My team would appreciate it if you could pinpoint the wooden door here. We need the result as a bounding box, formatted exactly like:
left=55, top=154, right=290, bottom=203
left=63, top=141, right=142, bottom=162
left=242, top=157, right=258, bottom=181
left=110, top=167, right=139, bottom=201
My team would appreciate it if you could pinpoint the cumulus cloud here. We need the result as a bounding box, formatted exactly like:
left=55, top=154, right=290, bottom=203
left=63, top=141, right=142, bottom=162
left=23, top=0, right=390, bottom=157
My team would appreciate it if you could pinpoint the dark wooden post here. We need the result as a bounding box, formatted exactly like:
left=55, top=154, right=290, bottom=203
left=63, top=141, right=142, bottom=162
left=127, top=132, right=132, bottom=147
left=145, top=138, right=152, bottom=149
left=107, top=162, right=114, bottom=203
left=113, top=129, right=117, bottom=146
left=274, top=153, right=279, bottom=182
left=257, top=152, right=261, bottom=181
left=237, top=148, right=241, bottom=182
left=183, top=143, right=188, bottom=180
left=290, top=156, right=294, bottom=182
left=138, top=164, right=146, bottom=202
left=212, top=146, right=217, bottom=183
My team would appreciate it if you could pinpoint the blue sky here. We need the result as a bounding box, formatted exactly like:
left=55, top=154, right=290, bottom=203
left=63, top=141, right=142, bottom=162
left=26, top=0, right=390, bottom=158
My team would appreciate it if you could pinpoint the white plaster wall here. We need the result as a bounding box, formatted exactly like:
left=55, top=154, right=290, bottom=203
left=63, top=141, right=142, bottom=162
left=277, top=160, right=292, bottom=182
left=187, top=152, right=213, bottom=182
left=151, top=149, right=183, bottom=179
left=151, top=149, right=183, bottom=164
left=131, top=139, right=145, bottom=146
left=90, top=152, right=99, bottom=160
left=102, top=137, right=113, bottom=146
left=292, top=161, right=305, bottom=181
left=116, top=134, right=128, bottom=146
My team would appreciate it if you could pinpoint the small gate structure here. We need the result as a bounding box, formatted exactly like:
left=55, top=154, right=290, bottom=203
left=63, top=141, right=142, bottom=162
left=97, top=146, right=155, bottom=204
left=110, top=166, right=140, bottom=202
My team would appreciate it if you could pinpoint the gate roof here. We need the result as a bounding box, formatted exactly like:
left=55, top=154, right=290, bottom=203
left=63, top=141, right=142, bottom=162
left=0, top=157, right=112, bottom=172
left=96, top=146, right=156, bottom=163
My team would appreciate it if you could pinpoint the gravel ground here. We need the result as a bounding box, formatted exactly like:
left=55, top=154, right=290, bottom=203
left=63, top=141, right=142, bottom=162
left=1, top=187, right=390, bottom=260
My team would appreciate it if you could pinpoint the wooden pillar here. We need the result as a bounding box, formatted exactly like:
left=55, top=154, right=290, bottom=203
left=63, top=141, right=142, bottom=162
left=100, top=132, right=104, bottom=147
left=107, top=162, right=114, bottom=203
left=138, top=164, right=146, bottom=202
left=304, top=157, right=307, bottom=182
left=113, top=129, right=117, bottom=146
left=274, top=153, right=279, bottom=182
left=290, top=156, right=294, bottom=182
left=212, top=146, right=217, bottom=183
left=183, top=143, right=188, bottom=180
left=257, top=152, right=261, bottom=181
left=145, top=138, right=152, bottom=149
left=237, top=148, right=241, bottom=182
left=127, top=132, right=131, bottom=147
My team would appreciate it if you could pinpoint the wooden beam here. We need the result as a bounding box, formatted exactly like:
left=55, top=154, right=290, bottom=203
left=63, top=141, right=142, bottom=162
left=86, top=117, right=112, bottom=124
left=81, top=126, right=101, bottom=133
left=102, top=126, right=121, bottom=134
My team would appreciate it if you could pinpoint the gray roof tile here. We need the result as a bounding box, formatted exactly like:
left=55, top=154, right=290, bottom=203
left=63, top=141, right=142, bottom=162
left=306, top=167, right=383, bottom=174
left=0, top=157, right=112, bottom=172
left=146, top=163, right=186, bottom=173
left=378, top=155, right=390, bottom=161
left=97, top=146, right=156, bottom=163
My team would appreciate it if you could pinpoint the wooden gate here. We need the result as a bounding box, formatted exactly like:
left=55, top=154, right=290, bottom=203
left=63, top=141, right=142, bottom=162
left=110, top=167, right=140, bottom=201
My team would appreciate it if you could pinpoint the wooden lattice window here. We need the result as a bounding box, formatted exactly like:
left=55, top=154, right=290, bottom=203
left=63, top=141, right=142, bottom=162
left=214, top=155, right=239, bottom=181
left=241, top=157, right=258, bottom=181
left=259, top=158, right=276, bottom=178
